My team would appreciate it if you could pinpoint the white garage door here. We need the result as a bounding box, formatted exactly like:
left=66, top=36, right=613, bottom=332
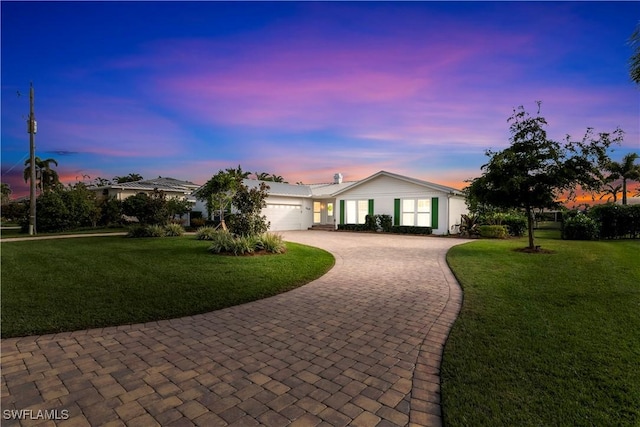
left=263, top=204, right=303, bottom=231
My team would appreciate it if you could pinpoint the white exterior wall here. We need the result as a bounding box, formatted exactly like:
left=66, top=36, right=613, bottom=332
left=191, top=195, right=313, bottom=230
left=335, top=175, right=452, bottom=234
left=447, top=196, right=468, bottom=234
left=263, top=196, right=313, bottom=231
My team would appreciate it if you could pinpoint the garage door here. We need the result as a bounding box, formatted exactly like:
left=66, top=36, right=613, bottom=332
left=263, top=204, right=303, bottom=231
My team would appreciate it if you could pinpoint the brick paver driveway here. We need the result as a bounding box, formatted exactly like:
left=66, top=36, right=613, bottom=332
left=1, top=231, right=468, bottom=427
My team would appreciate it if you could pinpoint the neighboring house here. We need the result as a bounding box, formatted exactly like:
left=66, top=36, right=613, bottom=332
left=89, top=177, right=201, bottom=201
left=193, top=170, right=468, bottom=235
left=89, top=177, right=201, bottom=223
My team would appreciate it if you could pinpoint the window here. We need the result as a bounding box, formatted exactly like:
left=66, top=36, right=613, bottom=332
left=345, top=199, right=370, bottom=224
left=417, top=199, right=431, bottom=226
left=402, top=199, right=415, bottom=226
left=402, top=198, right=431, bottom=226
left=313, top=202, right=322, bottom=223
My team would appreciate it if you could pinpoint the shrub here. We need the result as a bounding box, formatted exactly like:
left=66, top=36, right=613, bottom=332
left=478, top=225, right=508, bottom=239
left=230, top=182, right=270, bottom=236
left=588, top=203, right=640, bottom=239
left=206, top=230, right=236, bottom=253
left=259, top=232, right=286, bottom=254
left=390, top=226, right=433, bottom=235
left=190, top=217, right=206, bottom=228
left=98, top=197, right=123, bottom=227
left=127, top=224, right=168, bottom=238
left=205, top=231, right=286, bottom=255
left=127, top=225, right=150, bottom=238
left=378, top=214, right=393, bottom=232
left=229, top=235, right=257, bottom=256
left=195, top=226, right=219, bottom=240
left=2, top=201, right=28, bottom=223
left=164, top=223, right=185, bottom=237
left=503, top=213, right=527, bottom=236
left=338, top=219, right=431, bottom=235
left=337, top=224, right=369, bottom=232
left=562, top=212, right=599, bottom=240
left=629, top=205, right=640, bottom=238
left=122, top=191, right=170, bottom=225
left=35, top=191, right=70, bottom=232
left=146, top=224, right=166, bottom=237
left=364, top=214, right=378, bottom=231
left=230, top=213, right=270, bottom=237
left=459, top=214, right=480, bottom=237
left=482, top=211, right=526, bottom=236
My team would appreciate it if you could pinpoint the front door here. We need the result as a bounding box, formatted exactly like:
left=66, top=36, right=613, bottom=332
left=313, top=201, right=322, bottom=224
left=326, top=202, right=334, bottom=225
left=313, top=200, right=335, bottom=225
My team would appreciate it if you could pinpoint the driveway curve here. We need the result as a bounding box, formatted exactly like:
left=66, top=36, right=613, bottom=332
left=1, top=231, right=468, bottom=427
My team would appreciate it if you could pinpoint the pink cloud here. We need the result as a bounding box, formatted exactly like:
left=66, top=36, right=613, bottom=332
left=123, top=21, right=533, bottom=136
left=41, top=95, right=190, bottom=158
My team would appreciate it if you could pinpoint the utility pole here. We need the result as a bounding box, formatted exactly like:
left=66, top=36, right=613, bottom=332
left=28, top=83, right=37, bottom=235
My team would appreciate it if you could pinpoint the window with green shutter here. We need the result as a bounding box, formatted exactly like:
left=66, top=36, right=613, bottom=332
left=431, top=197, right=439, bottom=229
left=394, top=199, right=400, bottom=226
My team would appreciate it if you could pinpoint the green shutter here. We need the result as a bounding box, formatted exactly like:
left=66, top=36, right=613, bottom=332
left=368, top=199, right=374, bottom=216
left=431, top=197, right=439, bottom=229
left=394, top=199, right=400, bottom=226
left=339, top=200, right=345, bottom=225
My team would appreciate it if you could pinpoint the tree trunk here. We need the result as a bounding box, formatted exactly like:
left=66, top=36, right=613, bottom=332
left=622, top=179, right=627, bottom=205
left=526, top=206, right=535, bottom=249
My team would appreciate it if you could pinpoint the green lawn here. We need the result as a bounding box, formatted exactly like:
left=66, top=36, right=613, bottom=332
left=1, top=236, right=334, bottom=337
left=443, top=231, right=640, bottom=426
left=0, top=226, right=127, bottom=238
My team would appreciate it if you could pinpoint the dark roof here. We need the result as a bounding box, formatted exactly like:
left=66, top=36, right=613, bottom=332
left=90, top=177, right=201, bottom=193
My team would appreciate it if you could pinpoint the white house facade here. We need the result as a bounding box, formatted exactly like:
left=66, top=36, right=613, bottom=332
left=329, top=171, right=467, bottom=235
left=192, top=171, right=468, bottom=235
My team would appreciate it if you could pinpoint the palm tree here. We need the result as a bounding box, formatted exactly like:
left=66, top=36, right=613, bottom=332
left=599, top=182, right=622, bottom=203
left=113, top=173, right=143, bottom=183
left=605, top=153, right=640, bottom=205
left=254, top=172, right=285, bottom=182
left=23, top=157, right=60, bottom=194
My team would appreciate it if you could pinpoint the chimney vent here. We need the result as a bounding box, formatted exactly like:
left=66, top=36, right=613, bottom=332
left=334, top=173, right=343, bottom=184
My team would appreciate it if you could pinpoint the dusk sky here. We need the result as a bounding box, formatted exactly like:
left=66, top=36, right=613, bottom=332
left=2, top=1, right=638, bottom=198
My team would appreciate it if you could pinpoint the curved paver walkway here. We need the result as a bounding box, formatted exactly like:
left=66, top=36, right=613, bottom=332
left=1, top=231, right=468, bottom=427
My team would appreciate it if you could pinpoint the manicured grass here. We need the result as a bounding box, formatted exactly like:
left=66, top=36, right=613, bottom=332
left=1, top=226, right=127, bottom=238
left=443, top=231, right=640, bottom=426
left=1, top=236, right=334, bottom=337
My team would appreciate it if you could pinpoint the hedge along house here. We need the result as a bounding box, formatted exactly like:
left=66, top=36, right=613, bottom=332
left=192, top=171, right=467, bottom=234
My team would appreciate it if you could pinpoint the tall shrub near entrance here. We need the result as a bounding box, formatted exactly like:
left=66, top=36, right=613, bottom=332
left=230, top=182, right=270, bottom=236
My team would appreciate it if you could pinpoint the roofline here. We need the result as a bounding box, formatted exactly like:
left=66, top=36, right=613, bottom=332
left=88, top=185, right=195, bottom=193
left=330, top=170, right=465, bottom=197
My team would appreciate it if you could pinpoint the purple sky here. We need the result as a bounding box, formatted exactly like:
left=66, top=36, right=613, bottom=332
left=2, top=1, right=638, bottom=197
